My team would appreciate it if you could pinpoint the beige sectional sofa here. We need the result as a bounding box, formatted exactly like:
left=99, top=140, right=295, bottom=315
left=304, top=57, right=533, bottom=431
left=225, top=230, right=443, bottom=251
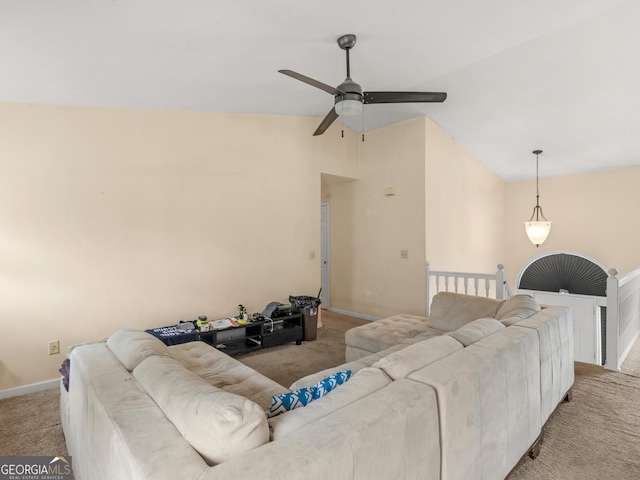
left=60, top=292, right=573, bottom=480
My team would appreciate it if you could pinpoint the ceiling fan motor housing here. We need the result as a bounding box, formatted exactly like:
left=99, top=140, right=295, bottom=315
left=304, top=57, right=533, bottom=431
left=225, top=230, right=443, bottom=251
left=334, top=92, right=363, bottom=105
left=335, top=77, right=363, bottom=105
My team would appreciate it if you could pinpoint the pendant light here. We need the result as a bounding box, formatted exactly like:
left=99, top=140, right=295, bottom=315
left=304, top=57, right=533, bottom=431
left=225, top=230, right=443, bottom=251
left=524, top=149, right=551, bottom=247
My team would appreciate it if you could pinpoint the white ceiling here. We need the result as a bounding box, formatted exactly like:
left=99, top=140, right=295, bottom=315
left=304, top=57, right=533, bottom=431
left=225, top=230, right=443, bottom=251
left=2, top=0, right=639, bottom=181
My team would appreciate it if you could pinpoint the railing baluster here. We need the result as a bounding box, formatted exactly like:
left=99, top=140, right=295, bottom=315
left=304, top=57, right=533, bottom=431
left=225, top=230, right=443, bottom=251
left=426, top=263, right=510, bottom=316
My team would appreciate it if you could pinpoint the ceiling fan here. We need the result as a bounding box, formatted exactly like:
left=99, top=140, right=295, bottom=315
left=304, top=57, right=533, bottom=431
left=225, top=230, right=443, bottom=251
left=279, top=34, right=447, bottom=136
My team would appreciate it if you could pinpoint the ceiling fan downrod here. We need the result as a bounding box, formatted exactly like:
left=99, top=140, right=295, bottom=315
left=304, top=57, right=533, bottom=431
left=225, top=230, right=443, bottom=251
left=338, top=34, right=356, bottom=82
left=345, top=47, right=351, bottom=78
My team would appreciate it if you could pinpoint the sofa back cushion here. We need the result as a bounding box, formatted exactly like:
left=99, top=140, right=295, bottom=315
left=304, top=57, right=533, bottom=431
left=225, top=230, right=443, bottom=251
left=66, top=343, right=210, bottom=480
left=133, top=355, right=269, bottom=465
left=268, top=367, right=391, bottom=440
left=428, top=292, right=505, bottom=332
left=372, top=336, right=463, bottom=380
left=513, top=305, right=574, bottom=422
left=107, top=329, right=171, bottom=371
left=290, top=344, right=406, bottom=390
left=444, top=317, right=505, bottom=347
left=495, top=294, right=541, bottom=326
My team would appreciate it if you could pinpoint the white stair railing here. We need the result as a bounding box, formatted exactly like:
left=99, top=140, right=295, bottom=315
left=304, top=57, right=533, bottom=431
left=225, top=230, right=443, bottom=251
left=605, top=267, right=640, bottom=371
left=426, top=262, right=508, bottom=316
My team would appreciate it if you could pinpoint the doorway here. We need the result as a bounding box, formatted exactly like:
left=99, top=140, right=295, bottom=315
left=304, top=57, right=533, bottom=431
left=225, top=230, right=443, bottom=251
left=320, top=202, right=330, bottom=309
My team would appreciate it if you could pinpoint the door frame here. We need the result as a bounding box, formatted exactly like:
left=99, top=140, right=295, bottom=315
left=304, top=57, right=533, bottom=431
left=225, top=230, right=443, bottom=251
left=320, top=202, right=330, bottom=309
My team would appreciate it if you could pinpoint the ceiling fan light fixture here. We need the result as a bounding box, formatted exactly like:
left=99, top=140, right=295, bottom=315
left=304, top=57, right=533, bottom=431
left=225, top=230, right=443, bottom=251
left=334, top=98, right=362, bottom=116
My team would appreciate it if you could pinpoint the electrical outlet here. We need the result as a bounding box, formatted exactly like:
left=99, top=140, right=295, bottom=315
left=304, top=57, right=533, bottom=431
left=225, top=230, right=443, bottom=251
left=400, top=250, right=409, bottom=259
left=48, top=340, right=60, bottom=355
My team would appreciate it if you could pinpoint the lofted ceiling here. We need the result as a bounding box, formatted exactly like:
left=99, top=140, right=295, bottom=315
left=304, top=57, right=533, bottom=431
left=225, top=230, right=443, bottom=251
left=1, top=0, right=639, bottom=182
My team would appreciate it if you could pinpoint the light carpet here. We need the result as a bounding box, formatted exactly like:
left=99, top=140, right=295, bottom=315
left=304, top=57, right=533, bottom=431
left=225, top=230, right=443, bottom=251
left=508, top=362, right=640, bottom=479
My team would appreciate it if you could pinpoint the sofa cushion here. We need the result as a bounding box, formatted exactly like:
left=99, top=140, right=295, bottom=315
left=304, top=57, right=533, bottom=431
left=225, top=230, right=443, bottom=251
left=495, top=294, right=541, bottom=326
left=168, top=341, right=288, bottom=411
left=133, top=355, right=269, bottom=466
left=407, top=326, right=542, bottom=480
left=268, top=367, right=392, bottom=440
left=344, top=314, right=443, bottom=356
left=65, top=343, right=209, bottom=480
left=372, top=336, right=463, bottom=380
left=428, top=292, right=505, bottom=332
left=107, top=329, right=171, bottom=371
left=444, top=317, right=505, bottom=347
left=268, top=370, right=351, bottom=418
left=515, top=305, right=574, bottom=422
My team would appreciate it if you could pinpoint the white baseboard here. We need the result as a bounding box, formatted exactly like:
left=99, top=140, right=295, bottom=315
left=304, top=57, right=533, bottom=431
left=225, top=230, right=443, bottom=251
left=327, top=308, right=379, bottom=322
left=0, top=378, right=60, bottom=400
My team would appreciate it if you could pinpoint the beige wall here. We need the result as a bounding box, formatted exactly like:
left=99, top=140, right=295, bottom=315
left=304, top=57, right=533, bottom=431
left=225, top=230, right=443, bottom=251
left=0, top=103, right=359, bottom=390
left=424, top=118, right=506, bottom=274
left=504, top=166, right=640, bottom=288
left=325, top=117, right=506, bottom=318
left=326, top=118, right=427, bottom=318
left=4, top=101, right=637, bottom=392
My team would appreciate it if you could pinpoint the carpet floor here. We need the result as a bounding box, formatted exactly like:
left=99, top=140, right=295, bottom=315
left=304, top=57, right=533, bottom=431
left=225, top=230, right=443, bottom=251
left=508, top=362, right=640, bottom=479
left=1, top=310, right=639, bottom=480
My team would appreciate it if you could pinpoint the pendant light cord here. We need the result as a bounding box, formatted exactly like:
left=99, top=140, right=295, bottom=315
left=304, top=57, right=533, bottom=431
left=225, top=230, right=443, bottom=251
left=535, top=152, right=540, bottom=218
left=532, top=149, right=543, bottom=220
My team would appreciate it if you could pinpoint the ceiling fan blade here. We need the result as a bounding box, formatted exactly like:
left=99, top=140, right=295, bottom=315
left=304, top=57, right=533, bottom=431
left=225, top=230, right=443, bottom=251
left=313, top=108, right=339, bottom=136
left=363, top=91, right=447, bottom=104
left=279, top=70, right=343, bottom=96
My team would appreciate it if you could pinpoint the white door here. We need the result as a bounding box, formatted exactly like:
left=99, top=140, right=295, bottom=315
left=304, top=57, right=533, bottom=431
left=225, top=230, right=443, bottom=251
left=320, top=202, right=330, bottom=308
left=533, top=292, right=601, bottom=365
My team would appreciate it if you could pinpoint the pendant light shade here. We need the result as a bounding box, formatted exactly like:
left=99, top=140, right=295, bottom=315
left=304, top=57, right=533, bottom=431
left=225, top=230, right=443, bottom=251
left=524, top=150, right=551, bottom=247
left=524, top=220, right=552, bottom=246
